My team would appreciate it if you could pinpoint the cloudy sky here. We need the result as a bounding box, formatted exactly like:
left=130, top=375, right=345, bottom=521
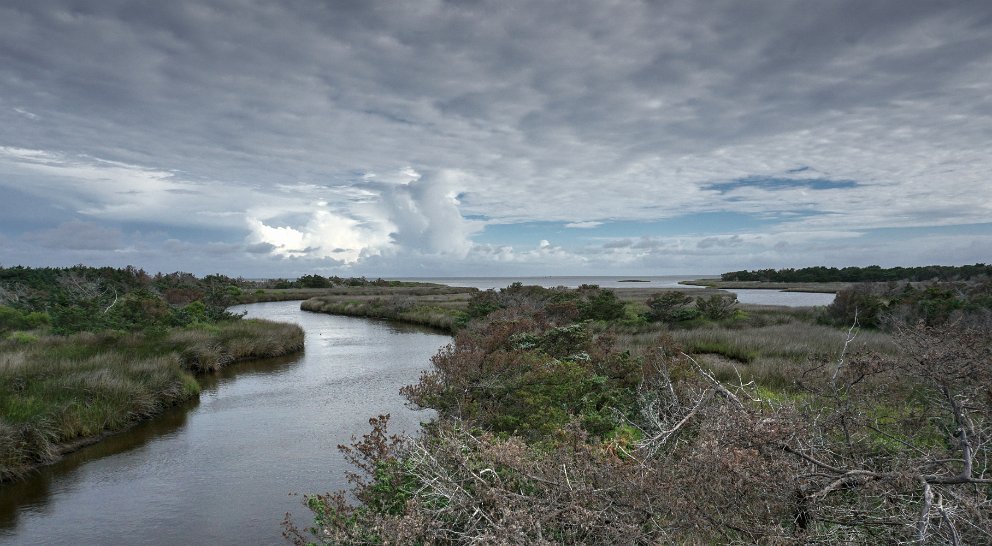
left=1, top=1, right=990, bottom=277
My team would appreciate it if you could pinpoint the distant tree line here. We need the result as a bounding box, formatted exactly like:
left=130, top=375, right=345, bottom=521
left=269, top=274, right=407, bottom=289
left=722, top=263, right=991, bottom=283
left=0, top=265, right=254, bottom=334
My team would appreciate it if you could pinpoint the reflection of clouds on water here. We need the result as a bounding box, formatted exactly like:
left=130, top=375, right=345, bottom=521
left=730, top=289, right=836, bottom=307
left=0, top=301, right=448, bottom=545
left=0, top=400, right=195, bottom=534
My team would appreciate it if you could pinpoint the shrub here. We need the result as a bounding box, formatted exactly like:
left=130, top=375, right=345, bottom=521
left=465, top=290, right=502, bottom=319
left=0, top=306, right=52, bottom=333
left=695, top=294, right=738, bottom=320
left=824, top=283, right=885, bottom=328
left=645, top=291, right=695, bottom=322
left=578, top=288, right=625, bottom=321
left=8, top=332, right=38, bottom=344
left=298, top=274, right=331, bottom=288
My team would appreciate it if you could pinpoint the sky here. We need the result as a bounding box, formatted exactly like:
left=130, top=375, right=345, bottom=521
left=1, top=0, right=990, bottom=278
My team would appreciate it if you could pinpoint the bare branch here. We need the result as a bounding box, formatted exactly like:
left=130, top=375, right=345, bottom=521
left=681, top=352, right=745, bottom=411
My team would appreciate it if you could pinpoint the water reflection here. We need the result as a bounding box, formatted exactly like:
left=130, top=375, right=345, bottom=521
left=0, top=301, right=447, bottom=545
left=0, top=402, right=197, bottom=530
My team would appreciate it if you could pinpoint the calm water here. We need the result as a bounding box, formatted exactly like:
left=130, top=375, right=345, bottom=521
left=400, top=275, right=712, bottom=290
left=402, top=276, right=836, bottom=307
left=0, top=301, right=448, bottom=545
left=728, top=289, right=836, bottom=307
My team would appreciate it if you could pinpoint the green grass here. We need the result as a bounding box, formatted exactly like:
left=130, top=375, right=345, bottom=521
left=301, top=293, right=472, bottom=332
left=678, top=279, right=849, bottom=293
left=0, top=319, right=304, bottom=482
left=605, top=308, right=901, bottom=393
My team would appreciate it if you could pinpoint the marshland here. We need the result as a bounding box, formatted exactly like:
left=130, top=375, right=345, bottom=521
left=287, top=267, right=992, bottom=544
left=2, top=264, right=990, bottom=544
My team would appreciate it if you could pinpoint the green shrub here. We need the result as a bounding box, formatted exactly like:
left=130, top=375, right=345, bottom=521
left=645, top=292, right=694, bottom=322
left=579, top=289, right=625, bottom=321
left=824, top=284, right=886, bottom=328
left=695, top=294, right=738, bottom=320
left=8, top=332, right=38, bottom=344
left=0, top=306, right=51, bottom=333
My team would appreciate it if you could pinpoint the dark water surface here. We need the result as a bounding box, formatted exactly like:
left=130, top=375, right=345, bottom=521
left=0, top=301, right=448, bottom=545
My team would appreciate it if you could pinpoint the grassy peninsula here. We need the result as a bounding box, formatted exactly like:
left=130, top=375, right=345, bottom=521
left=0, top=266, right=304, bottom=482
left=300, top=287, right=476, bottom=331
left=297, top=281, right=733, bottom=332
left=288, top=275, right=992, bottom=544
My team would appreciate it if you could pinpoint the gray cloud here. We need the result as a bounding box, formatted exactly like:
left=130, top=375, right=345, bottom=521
left=697, top=235, right=744, bottom=249
left=1, top=1, right=990, bottom=274
left=22, top=220, right=123, bottom=250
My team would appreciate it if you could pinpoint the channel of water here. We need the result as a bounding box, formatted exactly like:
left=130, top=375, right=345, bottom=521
left=0, top=301, right=447, bottom=545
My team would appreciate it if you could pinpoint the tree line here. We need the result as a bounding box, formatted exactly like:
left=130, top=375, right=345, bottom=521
left=722, top=263, right=991, bottom=283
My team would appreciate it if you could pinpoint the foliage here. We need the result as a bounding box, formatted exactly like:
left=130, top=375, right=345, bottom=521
left=0, top=305, right=50, bottom=333
left=823, top=282, right=887, bottom=328
left=297, top=274, right=333, bottom=288
left=464, top=289, right=502, bottom=319
left=0, top=264, right=308, bottom=483
left=722, top=262, right=992, bottom=283
left=0, top=265, right=250, bottom=334
left=403, top=313, right=639, bottom=441
left=694, top=293, right=738, bottom=320
left=0, top=319, right=303, bottom=482
left=577, top=286, right=626, bottom=321
left=645, top=291, right=696, bottom=323
left=291, top=280, right=992, bottom=544
left=825, top=278, right=991, bottom=329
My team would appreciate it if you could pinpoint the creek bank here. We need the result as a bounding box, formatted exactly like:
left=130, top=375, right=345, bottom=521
left=300, top=292, right=473, bottom=333
left=0, top=319, right=304, bottom=483
left=1, top=301, right=448, bottom=545
left=679, top=279, right=848, bottom=293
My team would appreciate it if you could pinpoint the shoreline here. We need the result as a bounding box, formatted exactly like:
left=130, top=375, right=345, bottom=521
left=0, top=320, right=305, bottom=485
left=678, top=279, right=848, bottom=293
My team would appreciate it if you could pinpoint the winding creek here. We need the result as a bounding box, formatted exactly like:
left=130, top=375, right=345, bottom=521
left=0, top=289, right=832, bottom=544
left=0, top=301, right=449, bottom=545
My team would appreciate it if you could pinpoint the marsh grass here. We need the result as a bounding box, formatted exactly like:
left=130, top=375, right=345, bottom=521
left=606, top=311, right=901, bottom=392
left=301, top=293, right=471, bottom=332
left=678, top=279, right=849, bottom=293
left=0, top=319, right=303, bottom=482
left=662, top=322, right=900, bottom=391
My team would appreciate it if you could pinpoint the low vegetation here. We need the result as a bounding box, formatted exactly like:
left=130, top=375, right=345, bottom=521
left=0, top=265, right=305, bottom=482
left=288, top=277, right=992, bottom=544
left=300, top=287, right=477, bottom=331
left=679, top=279, right=849, bottom=293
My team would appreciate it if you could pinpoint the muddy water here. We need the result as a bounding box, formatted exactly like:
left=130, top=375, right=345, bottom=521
left=0, top=301, right=447, bottom=545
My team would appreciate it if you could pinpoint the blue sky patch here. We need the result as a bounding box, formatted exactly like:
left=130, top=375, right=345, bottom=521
left=475, top=211, right=812, bottom=247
